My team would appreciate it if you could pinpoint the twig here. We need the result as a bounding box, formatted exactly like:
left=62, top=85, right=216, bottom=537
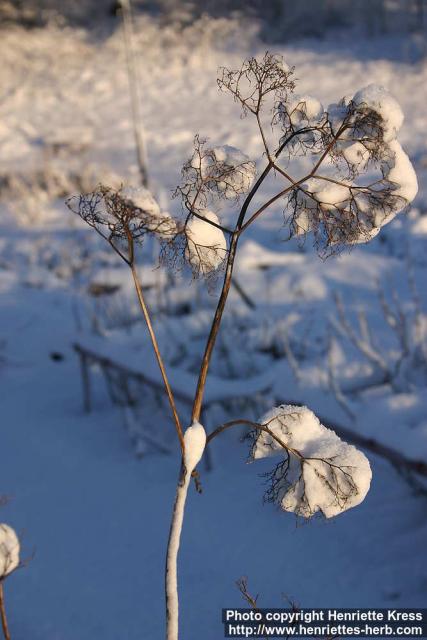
left=0, top=583, right=11, bottom=640
left=130, top=263, right=185, bottom=453
left=120, top=0, right=149, bottom=187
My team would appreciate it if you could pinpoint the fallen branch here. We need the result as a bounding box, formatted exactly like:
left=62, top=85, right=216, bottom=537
left=73, top=342, right=427, bottom=480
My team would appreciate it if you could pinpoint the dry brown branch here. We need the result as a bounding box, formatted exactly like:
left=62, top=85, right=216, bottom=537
left=0, top=583, right=11, bottom=640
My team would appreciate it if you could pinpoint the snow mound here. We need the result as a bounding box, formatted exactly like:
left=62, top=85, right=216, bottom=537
left=185, top=210, right=227, bottom=274
left=251, top=405, right=372, bottom=518
left=0, top=524, right=20, bottom=578
left=183, top=421, right=207, bottom=473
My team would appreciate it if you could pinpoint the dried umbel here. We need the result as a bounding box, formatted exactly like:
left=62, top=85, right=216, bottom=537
left=0, top=524, right=20, bottom=579
left=217, top=52, right=296, bottom=117
left=281, top=84, right=417, bottom=252
left=176, top=136, right=256, bottom=212
left=67, top=185, right=178, bottom=259
left=248, top=405, right=371, bottom=519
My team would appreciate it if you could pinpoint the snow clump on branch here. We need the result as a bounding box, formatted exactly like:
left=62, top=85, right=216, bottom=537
left=183, top=421, right=207, bottom=473
left=188, top=143, right=256, bottom=200
left=120, top=186, right=177, bottom=239
left=0, top=524, right=20, bottom=578
left=184, top=210, right=227, bottom=275
left=289, top=84, right=417, bottom=248
left=249, top=405, right=371, bottom=518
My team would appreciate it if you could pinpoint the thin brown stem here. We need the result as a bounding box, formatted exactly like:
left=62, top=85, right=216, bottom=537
left=238, top=184, right=294, bottom=234
left=130, top=264, right=185, bottom=453
left=190, top=122, right=347, bottom=426
left=190, top=236, right=238, bottom=422
left=190, top=142, right=299, bottom=422
left=207, top=418, right=302, bottom=459
left=0, top=583, right=11, bottom=640
left=120, top=0, right=149, bottom=187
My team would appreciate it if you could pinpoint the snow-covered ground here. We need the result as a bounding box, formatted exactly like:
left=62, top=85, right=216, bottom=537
left=1, top=15, right=427, bottom=639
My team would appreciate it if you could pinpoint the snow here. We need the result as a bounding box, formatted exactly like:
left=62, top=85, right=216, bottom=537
left=352, top=84, right=404, bottom=143
left=185, top=210, right=227, bottom=274
left=383, top=139, right=419, bottom=204
left=251, top=405, right=372, bottom=518
left=183, top=421, right=206, bottom=473
left=193, top=144, right=256, bottom=199
left=289, top=86, right=417, bottom=246
left=341, top=141, right=370, bottom=169
left=309, top=180, right=350, bottom=209
left=287, top=94, right=325, bottom=127
left=120, top=186, right=177, bottom=238
left=165, top=472, right=191, bottom=640
left=0, top=524, right=20, bottom=578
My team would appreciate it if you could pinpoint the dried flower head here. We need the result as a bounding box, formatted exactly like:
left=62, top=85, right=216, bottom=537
left=248, top=405, right=371, bottom=519
left=67, top=185, right=178, bottom=259
left=218, top=52, right=296, bottom=116
left=175, top=136, right=256, bottom=215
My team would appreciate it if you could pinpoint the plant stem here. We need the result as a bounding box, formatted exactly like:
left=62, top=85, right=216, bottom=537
left=130, top=264, right=185, bottom=453
left=165, top=469, right=191, bottom=640
left=0, top=583, right=11, bottom=640
left=120, top=0, right=149, bottom=187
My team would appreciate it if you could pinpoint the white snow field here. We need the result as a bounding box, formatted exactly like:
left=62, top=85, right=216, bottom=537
left=1, top=14, right=427, bottom=639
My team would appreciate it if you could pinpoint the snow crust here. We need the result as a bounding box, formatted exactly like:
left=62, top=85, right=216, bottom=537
left=120, top=186, right=177, bottom=238
left=183, top=421, right=206, bottom=473
left=0, top=524, right=20, bottom=578
left=252, top=405, right=372, bottom=518
left=185, top=210, right=227, bottom=274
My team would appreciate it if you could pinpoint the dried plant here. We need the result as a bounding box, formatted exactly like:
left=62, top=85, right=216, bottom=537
left=67, top=52, right=417, bottom=640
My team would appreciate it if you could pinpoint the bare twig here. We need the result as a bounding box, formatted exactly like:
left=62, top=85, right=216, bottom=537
left=130, top=262, right=185, bottom=453
left=119, top=0, right=149, bottom=187
left=0, top=583, right=11, bottom=640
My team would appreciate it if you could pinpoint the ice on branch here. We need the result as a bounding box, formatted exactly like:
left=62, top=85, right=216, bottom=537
left=0, top=524, right=20, bottom=578
left=185, top=210, right=227, bottom=275
left=249, top=405, right=371, bottom=518
left=183, top=421, right=207, bottom=473
left=120, top=186, right=177, bottom=239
